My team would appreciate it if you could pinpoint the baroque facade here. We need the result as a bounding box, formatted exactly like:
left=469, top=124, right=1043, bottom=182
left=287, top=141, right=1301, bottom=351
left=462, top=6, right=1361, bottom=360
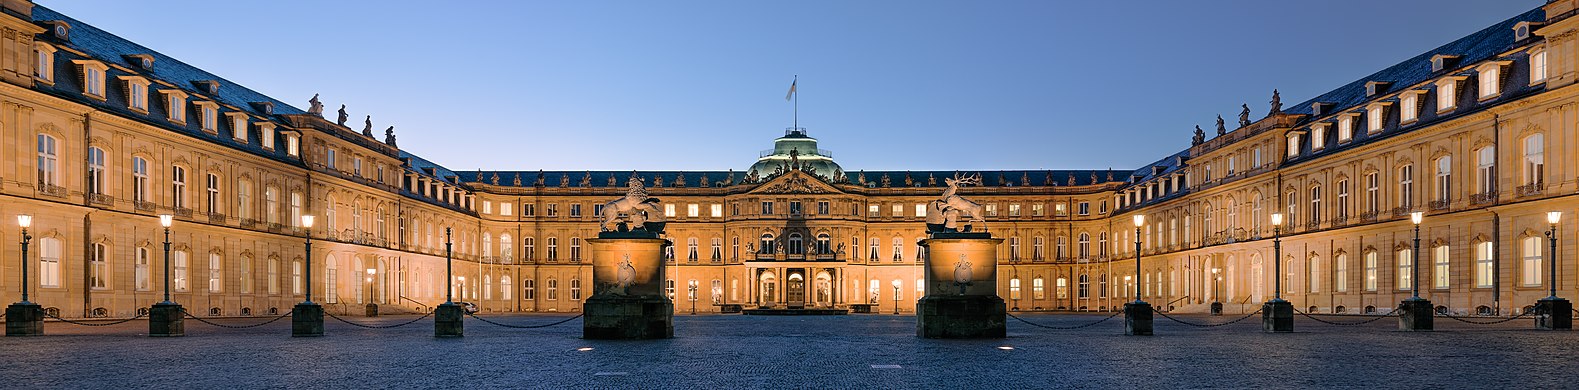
left=1, top=1, right=1578, bottom=318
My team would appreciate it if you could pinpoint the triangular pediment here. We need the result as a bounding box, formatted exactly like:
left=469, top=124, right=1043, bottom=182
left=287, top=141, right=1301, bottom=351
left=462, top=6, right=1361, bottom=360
left=748, top=171, right=843, bottom=195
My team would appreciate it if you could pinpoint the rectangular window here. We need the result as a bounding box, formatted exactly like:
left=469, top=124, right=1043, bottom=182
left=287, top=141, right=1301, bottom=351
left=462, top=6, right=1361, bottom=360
left=83, top=66, right=103, bottom=96
left=260, top=124, right=276, bottom=150
left=1478, top=66, right=1501, bottom=98
left=286, top=134, right=300, bottom=157
left=90, top=243, right=108, bottom=289
left=1477, top=147, right=1495, bottom=194
left=201, top=105, right=217, bottom=132
left=35, top=46, right=53, bottom=82
left=1337, top=116, right=1353, bottom=143
left=87, top=147, right=104, bottom=195
left=1532, top=50, right=1548, bottom=83
left=231, top=114, right=248, bottom=142
left=1475, top=242, right=1494, bottom=288
left=1310, top=125, right=1326, bottom=150
left=174, top=251, right=189, bottom=291
left=1397, top=249, right=1413, bottom=291
left=664, top=203, right=676, bottom=218
left=1399, top=165, right=1414, bottom=210
left=1433, top=245, right=1450, bottom=289
left=816, top=201, right=829, bottom=215
left=868, top=204, right=879, bottom=217
left=501, top=202, right=514, bottom=216
left=1401, top=93, right=1418, bottom=123
left=1032, top=204, right=1044, bottom=216
left=789, top=201, right=802, bottom=215
left=1435, top=157, right=1451, bottom=203
left=915, top=203, right=927, bottom=218
left=1334, top=254, right=1348, bottom=292
left=547, top=203, right=559, bottom=217
left=1365, top=173, right=1379, bottom=213
left=571, top=203, right=583, bottom=217
left=762, top=201, right=774, bottom=215
left=1336, top=180, right=1349, bottom=220
left=711, top=204, right=723, bottom=217
left=892, top=204, right=903, bottom=217
left=1287, top=134, right=1300, bottom=157
left=1523, top=237, right=1542, bottom=286
left=482, top=200, right=492, bottom=214
left=1008, top=203, right=1021, bottom=217
left=1367, top=106, right=1384, bottom=133
left=171, top=166, right=187, bottom=209
left=129, top=81, right=147, bottom=111
left=687, top=203, right=699, bottom=218
left=167, top=93, right=185, bottom=122
left=1078, top=202, right=1090, bottom=215
left=326, top=148, right=337, bottom=170
left=1438, top=80, right=1458, bottom=111
left=1524, top=134, right=1544, bottom=186
left=984, top=204, right=997, bottom=217
left=209, top=254, right=223, bottom=292
left=1364, top=252, right=1378, bottom=291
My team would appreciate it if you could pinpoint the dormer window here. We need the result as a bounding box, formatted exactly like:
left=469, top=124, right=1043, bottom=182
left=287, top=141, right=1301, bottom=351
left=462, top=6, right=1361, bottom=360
left=195, top=101, right=219, bottom=133
left=1476, top=61, right=1510, bottom=100
left=33, top=43, right=55, bottom=83
left=45, top=21, right=69, bottom=40
left=1311, top=102, right=1333, bottom=117
left=249, top=101, right=274, bottom=115
left=160, top=90, right=188, bottom=123
left=1436, top=76, right=1464, bottom=113
left=1286, top=132, right=1301, bottom=157
left=285, top=133, right=300, bottom=157
left=1337, top=114, right=1356, bottom=143
left=117, top=76, right=150, bottom=112
left=1365, top=103, right=1390, bottom=133
left=258, top=123, right=276, bottom=150
left=124, top=54, right=154, bottom=70
left=1430, top=54, right=1460, bottom=73
left=1530, top=48, right=1548, bottom=84
left=1513, top=21, right=1542, bottom=41
left=1310, top=123, right=1328, bottom=150
left=194, top=80, right=220, bottom=95
left=1399, top=90, right=1424, bottom=124
left=226, top=112, right=249, bottom=143
left=71, top=60, right=107, bottom=98
left=1365, top=81, right=1391, bottom=97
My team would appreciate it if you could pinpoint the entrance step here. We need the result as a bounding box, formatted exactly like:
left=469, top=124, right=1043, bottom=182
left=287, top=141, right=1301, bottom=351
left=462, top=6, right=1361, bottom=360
left=742, top=308, right=850, bottom=315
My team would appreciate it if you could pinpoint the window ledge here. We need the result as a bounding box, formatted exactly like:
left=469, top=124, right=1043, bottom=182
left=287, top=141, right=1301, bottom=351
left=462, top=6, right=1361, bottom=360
left=82, top=92, right=106, bottom=102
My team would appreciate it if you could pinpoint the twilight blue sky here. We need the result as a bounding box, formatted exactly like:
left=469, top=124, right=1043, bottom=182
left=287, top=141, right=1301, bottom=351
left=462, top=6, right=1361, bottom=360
left=46, top=1, right=1541, bottom=172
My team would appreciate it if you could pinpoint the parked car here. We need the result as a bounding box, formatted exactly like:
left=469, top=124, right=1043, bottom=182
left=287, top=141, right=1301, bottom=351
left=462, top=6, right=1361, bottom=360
left=459, top=302, right=479, bottom=314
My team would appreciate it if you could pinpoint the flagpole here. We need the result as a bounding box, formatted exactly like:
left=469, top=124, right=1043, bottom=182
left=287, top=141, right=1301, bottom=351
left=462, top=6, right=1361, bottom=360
left=793, top=75, right=798, bottom=132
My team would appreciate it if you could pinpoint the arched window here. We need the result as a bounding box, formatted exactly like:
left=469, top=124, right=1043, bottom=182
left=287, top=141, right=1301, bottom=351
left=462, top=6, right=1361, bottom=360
left=761, top=233, right=776, bottom=255
left=1077, top=274, right=1089, bottom=299
left=1307, top=255, right=1320, bottom=293
left=501, top=276, right=513, bottom=301
left=1522, top=236, right=1542, bottom=286
left=1009, top=278, right=1021, bottom=300
left=136, top=247, right=151, bottom=291
left=892, top=237, right=903, bottom=261
left=87, top=147, right=105, bottom=195
left=547, top=237, right=559, bottom=260
left=1078, top=233, right=1090, bottom=259
left=1033, top=236, right=1045, bottom=260
left=815, top=234, right=831, bottom=255
left=482, top=233, right=493, bottom=257
left=570, top=237, right=582, bottom=261
left=524, top=237, right=535, bottom=260
left=1032, top=277, right=1045, bottom=299
left=523, top=279, right=535, bottom=300
left=484, top=275, right=493, bottom=300
left=174, top=249, right=189, bottom=291
left=1433, top=245, right=1450, bottom=289
left=1397, top=248, right=1414, bottom=291
left=500, top=233, right=513, bottom=261
left=267, top=258, right=280, bottom=295
left=572, top=278, right=582, bottom=300
left=546, top=279, right=558, bottom=300
left=688, top=237, right=700, bottom=260
left=325, top=255, right=338, bottom=303
left=787, top=234, right=803, bottom=255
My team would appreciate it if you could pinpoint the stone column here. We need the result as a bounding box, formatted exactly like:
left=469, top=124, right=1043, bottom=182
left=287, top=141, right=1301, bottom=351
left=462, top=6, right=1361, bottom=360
left=916, top=233, right=1006, bottom=339
left=583, top=233, right=673, bottom=340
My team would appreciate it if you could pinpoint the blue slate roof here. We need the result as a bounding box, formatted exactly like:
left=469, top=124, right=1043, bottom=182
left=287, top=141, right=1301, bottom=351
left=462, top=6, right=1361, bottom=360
left=457, top=169, right=1117, bottom=188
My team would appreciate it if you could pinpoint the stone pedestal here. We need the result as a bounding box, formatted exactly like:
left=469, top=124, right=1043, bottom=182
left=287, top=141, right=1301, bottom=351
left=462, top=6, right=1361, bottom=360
left=1124, top=301, right=1153, bottom=336
left=916, top=233, right=1006, bottom=339
left=1209, top=302, right=1223, bottom=316
left=1536, top=297, right=1572, bottom=330
left=434, top=303, right=464, bottom=338
left=917, top=295, right=1006, bottom=338
left=292, top=302, right=324, bottom=337
left=365, top=303, right=379, bottom=317
left=5, top=302, right=43, bottom=336
left=148, top=302, right=185, bottom=337
left=1398, top=298, right=1433, bottom=331
left=1262, top=299, right=1293, bottom=333
left=583, top=233, right=673, bottom=340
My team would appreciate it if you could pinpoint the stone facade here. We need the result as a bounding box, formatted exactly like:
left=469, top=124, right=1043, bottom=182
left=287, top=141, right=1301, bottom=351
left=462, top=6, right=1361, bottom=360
left=0, top=1, right=1574, bottom=320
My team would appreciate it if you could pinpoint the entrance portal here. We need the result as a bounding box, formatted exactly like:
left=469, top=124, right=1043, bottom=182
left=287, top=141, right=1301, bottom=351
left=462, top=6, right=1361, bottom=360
left=786, top=271, right=805, bottom=306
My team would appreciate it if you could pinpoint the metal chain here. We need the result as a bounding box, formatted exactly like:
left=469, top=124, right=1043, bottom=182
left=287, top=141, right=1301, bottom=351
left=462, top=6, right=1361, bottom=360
left=1006, top=311, right=1121, bottom=330
left=1154, top=308, right=1263, bottom=328
left=324, top=310, right=433, bottom=329
left=180, top=309, right=292, bottom=329
left=44, top=312, right=147, bottom=327
left=1293, top=307, right=1398, bottom=326
left=1437, top=310, right=1534, bottom=325
left=465, top=313, right=584, bottom=329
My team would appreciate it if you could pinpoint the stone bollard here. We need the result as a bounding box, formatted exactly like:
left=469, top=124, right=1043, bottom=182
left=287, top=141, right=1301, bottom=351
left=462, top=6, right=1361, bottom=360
left=1398, top=298, right=1433, bottom=331
left=435, top=303, right=464, bottom=338
left=1536, top=297, right=1572, bottom=330
left=1262, top=300, right=1293, bottom=333
left=292, top=302, right=324, bottom=337
left=5, top=302, right=44, bottom=336
left=1124, top=301, right=1153, bottom=336
left=148, top=302, right=185, bottom=337
left=365, top=303, right=379, bottom=317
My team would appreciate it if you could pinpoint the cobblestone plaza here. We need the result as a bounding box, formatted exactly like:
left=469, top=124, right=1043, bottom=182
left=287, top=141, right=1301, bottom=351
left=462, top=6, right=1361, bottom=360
left=3, top=313, right=1576, bottom=388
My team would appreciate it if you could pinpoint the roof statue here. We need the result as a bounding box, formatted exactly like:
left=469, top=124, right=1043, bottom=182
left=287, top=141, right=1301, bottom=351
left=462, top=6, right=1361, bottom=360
left=699, top=174, right=710, bottom=187
left=1238, top=104, right=1251, bottom=128
left=336, top=104, right=348, bottom=126
left=535, top=170, right=545, bottom=186
left=904, top=171, right=914, bottom=187
left=384, top=126, right=397, bottom=146
left=747, top=168, right=760, bottom=183
left=1021, top=172, right=1030, bottom=186
left=926, top=173, right=986, bottom=233
left=559, top=174, right=569, bottom=187
left=606, top=174, right=616, bottom=187
left=363, top=115, right=374, bottom=137
left=653, top=175, right=664, bottom=187
left=675, top=173, right=686, bottom=187
left=512, top=173, right=522, bottom=186
left=307, top=94, right=323, bottom=116
left=857, top=170, right=866, bottom=185
left=581, top=171, right=592, bottom=187
left=490, top=172, right=500, bottom=185
left=1192, top=125, right=1205, bottom=146
left=1268, top=89, right=1282, bottom=115
left=880, top=174, right=891, bottom=187
left=1215, top=115, right=1227, bottom=135
left=833, top=168, right=846, bottom=184
left=599, top=176, right=665, bottom=233
left=1043, top=171, right=1053, bottom=186
left=725, top=169, right=735, bottom=185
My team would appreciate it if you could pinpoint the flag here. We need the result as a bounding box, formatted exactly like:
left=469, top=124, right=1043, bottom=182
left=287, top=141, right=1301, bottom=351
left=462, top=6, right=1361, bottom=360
left=785, top=79, right=797, bottom=101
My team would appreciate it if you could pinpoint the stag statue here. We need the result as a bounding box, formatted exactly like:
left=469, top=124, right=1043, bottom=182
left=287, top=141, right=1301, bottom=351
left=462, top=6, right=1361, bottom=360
left=598, top=176, right=665, bottom=233
left=926, top=173, right=986, bottom=233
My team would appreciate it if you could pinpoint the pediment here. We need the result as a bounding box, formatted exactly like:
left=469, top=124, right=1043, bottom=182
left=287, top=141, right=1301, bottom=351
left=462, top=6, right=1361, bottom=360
left=748, top=171, right=842, bottom=195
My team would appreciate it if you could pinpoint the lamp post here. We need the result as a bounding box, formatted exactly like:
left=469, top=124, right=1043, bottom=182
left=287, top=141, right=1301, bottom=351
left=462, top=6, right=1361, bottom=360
left=688, top=283, right=698, bottom=315
left=292, top=215, right=323, bottom=337
left=892, top=279, right=902, bottom=314
left=1262, top=213, right=1293, bottom=332
left=1124, top=214, right=1152, bottom=336
left=17, top=214, right=31, bottom=303
left=365, top=268, right=378, bottom=317
left=147, top=214, right=184, bottom=337
left=1538, top=211, right=1572, bottom=330
left=1211, top=267, right=1223, bottom=316
left=435, top=227, right=462, bottom=337
left=1009, top=257, right=1021, bottom=311
left=1398, top=211, right=1432, bottom=331
left=6, top=214, right=42, bottom=336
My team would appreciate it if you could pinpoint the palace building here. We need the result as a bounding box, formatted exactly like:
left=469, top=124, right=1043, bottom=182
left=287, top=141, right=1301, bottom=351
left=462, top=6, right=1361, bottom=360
left=2, top=0, right=1578, bottom=318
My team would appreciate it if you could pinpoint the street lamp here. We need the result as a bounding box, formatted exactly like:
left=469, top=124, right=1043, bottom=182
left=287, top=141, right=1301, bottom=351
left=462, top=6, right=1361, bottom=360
left=1410, top=211, right=1423, bottom=299
left=445, top=228, right=454, bottom=304
left=292, top=214, right=323, bottom=337
left=688, top=283, right=698, bottom=314
left=1270, top=213, right=1284, bottom=302
left=892, top=279, right=902, bottom=314
left=1132, top=214, right=1144, bottom=303
left=301, top=215, right=315, bottom=303
left=1546, top=211, right=1561, bottom=300
left=159, top=214, right=173, bottom=304
left=1211, top=267, right=1221, bottom=303
left=17, top=214, right=31, bottom=303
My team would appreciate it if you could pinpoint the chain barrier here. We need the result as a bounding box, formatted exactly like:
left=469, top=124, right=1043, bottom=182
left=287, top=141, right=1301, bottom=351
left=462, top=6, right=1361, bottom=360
left=324, top=311, right=433, bottom=329
left=465, top=313, right=584, bottom=329
left=44, top=312, right=146, bottom=327
left=1006, top=311, right=1122, bottom=330
left=180, top=309, right=292, bottom=329
left=1437, top=310, right=1534, bottom=325
left=1154, top=308, right=1263, bottom=328
left=1293, top=307, right=1398, bottom=326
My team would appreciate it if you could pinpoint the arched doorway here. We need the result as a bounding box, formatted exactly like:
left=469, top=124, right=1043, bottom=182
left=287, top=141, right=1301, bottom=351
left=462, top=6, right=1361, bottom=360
left=759, top=271, right=777, bottom=306
left=786, top=272, right=806, bottom=305
left=814, top=271, right=832, bottom=307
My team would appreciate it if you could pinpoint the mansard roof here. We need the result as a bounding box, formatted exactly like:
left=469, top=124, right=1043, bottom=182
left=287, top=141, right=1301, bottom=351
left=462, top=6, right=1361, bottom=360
left=456, top=169, right=1116, bottom=189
